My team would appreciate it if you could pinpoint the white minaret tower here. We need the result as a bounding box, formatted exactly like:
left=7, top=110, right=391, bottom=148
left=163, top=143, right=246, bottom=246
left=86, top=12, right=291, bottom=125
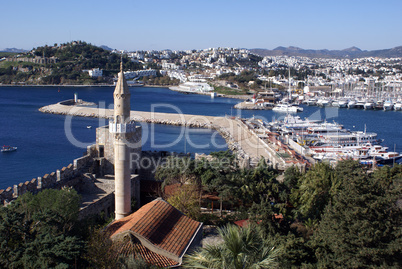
left=109, top=62, right=135, bottom=220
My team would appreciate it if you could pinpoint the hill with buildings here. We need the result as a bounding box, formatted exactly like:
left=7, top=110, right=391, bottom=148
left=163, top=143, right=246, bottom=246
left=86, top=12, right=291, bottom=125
left=0, top=41, right=143, bottom=85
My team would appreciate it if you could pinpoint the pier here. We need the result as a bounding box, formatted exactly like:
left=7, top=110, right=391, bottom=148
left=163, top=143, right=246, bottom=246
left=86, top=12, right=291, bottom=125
left=39, top=100, right=309, bottom=170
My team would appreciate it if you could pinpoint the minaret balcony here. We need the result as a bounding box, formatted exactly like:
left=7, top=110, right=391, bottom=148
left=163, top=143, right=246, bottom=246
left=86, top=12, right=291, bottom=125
left=109, top=120, right=136, bottom=134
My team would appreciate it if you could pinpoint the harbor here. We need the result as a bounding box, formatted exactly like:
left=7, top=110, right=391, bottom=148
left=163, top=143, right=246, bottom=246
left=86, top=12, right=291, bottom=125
left=40, top=98, right=402, bottom=171
left=39, top=99, right=310, bottom=171
left=1, top=85, right=402, bottom=189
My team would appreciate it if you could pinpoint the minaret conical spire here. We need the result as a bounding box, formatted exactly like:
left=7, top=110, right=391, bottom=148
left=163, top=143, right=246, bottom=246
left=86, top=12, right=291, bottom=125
left=114, top=59, right=131, bottom=122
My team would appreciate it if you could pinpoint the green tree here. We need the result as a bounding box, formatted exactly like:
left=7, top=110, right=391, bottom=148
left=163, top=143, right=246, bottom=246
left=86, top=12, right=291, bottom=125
left=311, top=167, right=402, bottom=268
left=167, top=183, right=201, bottom=220
left=184, top=224, right=281, bottom=269
left=0, top=188, right=83, bottom=268
left=290, top=162, right=337, bottom=220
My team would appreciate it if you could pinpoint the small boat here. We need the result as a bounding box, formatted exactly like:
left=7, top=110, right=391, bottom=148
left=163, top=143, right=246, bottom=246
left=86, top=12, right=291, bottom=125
left=347, top=100, right=356, bottom=109
left=393, top=102, right=402, bottom=111
left=1, top=145, right=17, bottom=152
left=355, top=100, right=365, bottom=109
left=374, top=152, right=402, bottom=164
left=374, top=100, right=384, bottom=110
left=383, top=100, right=394, bottom=111
left=305, top=98, right=317, bottom=106
left=338, top=100, right=348, bottom=108
left=87, top=126, right=92, bottom=129
left=317, top=98, right=330, bottom=107
left=364, top=101, right=374, bottom=110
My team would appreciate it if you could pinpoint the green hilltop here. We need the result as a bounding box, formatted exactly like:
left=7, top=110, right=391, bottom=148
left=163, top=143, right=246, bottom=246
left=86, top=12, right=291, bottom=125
left=0, top=41, right=142, bottom=85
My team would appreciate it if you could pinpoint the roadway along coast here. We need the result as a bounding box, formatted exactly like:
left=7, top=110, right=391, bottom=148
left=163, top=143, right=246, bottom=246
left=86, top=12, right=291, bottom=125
left=39, top=100, right=299, bottom=169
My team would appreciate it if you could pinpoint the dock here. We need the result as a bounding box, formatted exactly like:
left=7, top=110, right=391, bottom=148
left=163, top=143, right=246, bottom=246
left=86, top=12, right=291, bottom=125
left=39, top=101, right=309, bottom=170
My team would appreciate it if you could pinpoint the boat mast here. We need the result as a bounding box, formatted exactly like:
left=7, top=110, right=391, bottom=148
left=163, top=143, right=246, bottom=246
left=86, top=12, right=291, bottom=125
left=288, top=67, right=291, bottom=100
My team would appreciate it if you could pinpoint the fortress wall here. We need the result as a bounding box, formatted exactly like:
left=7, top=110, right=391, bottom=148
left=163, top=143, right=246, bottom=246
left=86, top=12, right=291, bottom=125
left=78, top=175, right=141, bottom=219
left=0, top=154, right=93, bottom=206
left=0, top=188, right=13, bottom=203
left=78, top=192, right=115, bottom=220
left=74, top=155, right=93, bottom=171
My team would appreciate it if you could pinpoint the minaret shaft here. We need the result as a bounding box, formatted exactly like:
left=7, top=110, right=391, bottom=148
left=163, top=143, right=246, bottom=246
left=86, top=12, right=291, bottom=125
left=113, top=63, right=132, bottom=220
left=114, top=140, right=131, bottom=219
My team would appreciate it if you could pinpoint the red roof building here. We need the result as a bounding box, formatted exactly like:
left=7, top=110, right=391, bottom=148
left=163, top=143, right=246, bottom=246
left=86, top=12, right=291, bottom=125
left=107, top=198, right=203, bottom=267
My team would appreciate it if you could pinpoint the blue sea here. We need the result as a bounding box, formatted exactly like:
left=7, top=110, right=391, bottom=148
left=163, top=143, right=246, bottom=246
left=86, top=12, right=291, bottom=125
left=0, top=86, right=401, bottom=189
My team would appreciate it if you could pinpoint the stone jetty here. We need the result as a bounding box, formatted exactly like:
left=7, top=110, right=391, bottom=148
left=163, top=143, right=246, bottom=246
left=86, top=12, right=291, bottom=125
left=39, top=101, right=296, bottom=169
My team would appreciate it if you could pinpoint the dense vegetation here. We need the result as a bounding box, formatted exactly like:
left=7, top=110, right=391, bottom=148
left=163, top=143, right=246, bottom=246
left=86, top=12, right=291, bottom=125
left=155, top=153, right=402, bottom=268
left=0, top=154, right=400, bottom=268
left=0, top=188, right=83, bottom=268
left=0, top=188, right=157, bottom=268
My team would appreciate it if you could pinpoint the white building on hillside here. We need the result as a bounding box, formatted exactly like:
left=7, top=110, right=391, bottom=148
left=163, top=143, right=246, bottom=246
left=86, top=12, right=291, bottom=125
left=88, top=68, right=103, bottom=77
left=123, top=69, right=157, bottom=79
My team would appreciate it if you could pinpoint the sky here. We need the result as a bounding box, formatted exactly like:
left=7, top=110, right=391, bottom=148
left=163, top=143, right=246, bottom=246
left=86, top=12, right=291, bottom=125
left=1, top=0, right=401, bottom=52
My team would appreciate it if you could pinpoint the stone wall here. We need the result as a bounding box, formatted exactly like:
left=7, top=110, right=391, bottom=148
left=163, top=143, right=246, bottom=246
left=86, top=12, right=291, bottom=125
left=0, top=152, right=94, bottom=206
left=78, top=192, right=115, bottom=220
left=7, top=56, right=58, bottom=64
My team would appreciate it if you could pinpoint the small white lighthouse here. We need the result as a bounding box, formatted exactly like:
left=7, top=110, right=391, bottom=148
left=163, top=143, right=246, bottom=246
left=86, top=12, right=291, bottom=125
left=109, top=62, right=136, bottom=220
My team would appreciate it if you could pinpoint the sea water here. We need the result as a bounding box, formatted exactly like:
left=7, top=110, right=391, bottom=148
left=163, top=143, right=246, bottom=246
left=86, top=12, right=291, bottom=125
left=0, top=86, right=401, bottom=189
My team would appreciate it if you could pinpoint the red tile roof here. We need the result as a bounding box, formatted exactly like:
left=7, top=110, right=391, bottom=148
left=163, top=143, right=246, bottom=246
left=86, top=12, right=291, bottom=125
left=108, top=198, right=202, bottom=258
left=119, top=238, right=179, bottom=268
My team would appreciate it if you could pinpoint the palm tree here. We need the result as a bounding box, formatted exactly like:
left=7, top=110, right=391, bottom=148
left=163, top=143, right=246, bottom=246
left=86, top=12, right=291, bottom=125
left=184, top=224, right=281, bottom=269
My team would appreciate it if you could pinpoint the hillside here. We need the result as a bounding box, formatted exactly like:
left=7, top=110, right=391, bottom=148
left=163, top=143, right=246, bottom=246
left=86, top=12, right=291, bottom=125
left=0, top=41, right=142, bottom=85
left=250, top=46, right=402, bottom=58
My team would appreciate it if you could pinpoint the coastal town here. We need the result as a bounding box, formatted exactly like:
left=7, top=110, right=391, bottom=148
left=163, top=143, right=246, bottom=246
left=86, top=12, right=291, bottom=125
left=2, top=42, right=402, bottom=108
left=1, top=40, right=402, bottom=268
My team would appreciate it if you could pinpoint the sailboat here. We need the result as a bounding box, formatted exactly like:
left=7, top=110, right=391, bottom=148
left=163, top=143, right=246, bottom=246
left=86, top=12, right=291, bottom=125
left=273, top=67, right=303, bottom=113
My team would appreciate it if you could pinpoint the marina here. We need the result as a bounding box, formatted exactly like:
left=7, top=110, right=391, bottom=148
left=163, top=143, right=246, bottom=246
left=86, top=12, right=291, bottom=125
left=301, top=81, right=402, bottom=111
left=262, top=114, right=401, bottom=165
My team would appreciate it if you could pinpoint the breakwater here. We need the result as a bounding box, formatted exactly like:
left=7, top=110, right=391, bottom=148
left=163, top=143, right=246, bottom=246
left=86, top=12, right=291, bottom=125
left=38, top=101, right=276, bottom=166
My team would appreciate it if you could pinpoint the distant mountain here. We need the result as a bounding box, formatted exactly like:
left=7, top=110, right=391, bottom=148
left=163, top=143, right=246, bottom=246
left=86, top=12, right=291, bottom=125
left=1, top=48, right=28, bottom=53
left=100, top=45, right=113, bottom=51
left=250, top=46, right=402, bottom=58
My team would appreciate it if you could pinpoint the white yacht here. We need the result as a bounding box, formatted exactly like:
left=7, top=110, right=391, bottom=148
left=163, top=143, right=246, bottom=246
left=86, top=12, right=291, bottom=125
left=317, top=98, right=330, bottom=107
left=355, top=100, right=365, bottom=109
left=383, top=100, right=394, bottom=111
left=272, top=103, right=303, bottom=113
left=393, top=102, right=402, bottom=111
left=347, top=100, right=356, bottom=108
left=305, top=98, right=317, bottom=106
left=338, top=100, right=348, bottom=108
left=364, top=101, right=374, bottom=110
left=311, top=131, right=379, bottom=148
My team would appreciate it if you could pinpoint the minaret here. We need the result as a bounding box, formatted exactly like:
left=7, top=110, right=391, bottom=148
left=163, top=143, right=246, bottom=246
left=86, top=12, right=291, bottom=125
left=110, top=62, right=133, bottom=220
